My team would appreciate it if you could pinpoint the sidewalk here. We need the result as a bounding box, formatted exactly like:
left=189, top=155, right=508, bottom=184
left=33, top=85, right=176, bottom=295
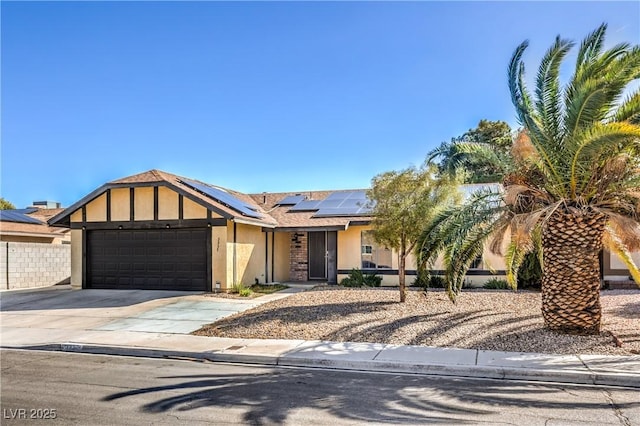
left=1, top=286, right=639, bottom=388
left=3, top=327, right=639, bottom=388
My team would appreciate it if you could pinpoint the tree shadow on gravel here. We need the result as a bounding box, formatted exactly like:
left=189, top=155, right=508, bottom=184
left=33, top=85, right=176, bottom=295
left=102, top=368, right=640, bottom=425
left=608, top=299, right=640, bottom=319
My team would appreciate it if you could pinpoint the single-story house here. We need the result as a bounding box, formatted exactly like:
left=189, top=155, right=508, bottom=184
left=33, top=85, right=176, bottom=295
left=48, top=169, right=637, bottom=291
left=1, top=207, right=70, bottom=244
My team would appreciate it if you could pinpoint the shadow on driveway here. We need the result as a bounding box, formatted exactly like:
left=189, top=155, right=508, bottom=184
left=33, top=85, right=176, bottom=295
left=0, top=287, right=202, bottom=312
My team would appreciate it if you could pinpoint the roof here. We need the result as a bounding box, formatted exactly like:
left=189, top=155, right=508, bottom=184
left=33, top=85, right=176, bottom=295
left=0, top=208, right=70, bottom=239
left=49, top=169, right=278, bottom=228
left=248, top=190, right=373, bottom=231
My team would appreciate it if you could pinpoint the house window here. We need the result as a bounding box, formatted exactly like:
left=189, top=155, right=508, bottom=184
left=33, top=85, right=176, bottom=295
left=361, top=231, right=392, bottom=269
left=470, top=256, right=483, bottom=269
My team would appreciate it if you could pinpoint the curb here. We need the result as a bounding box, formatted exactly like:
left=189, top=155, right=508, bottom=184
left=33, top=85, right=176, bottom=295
left=5, top=343, right=639, bottom=389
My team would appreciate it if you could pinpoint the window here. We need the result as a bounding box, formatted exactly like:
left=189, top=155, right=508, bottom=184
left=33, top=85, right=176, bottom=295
left=470, top=256, right=483, bottom=269
left=361, top=231, right=392, bottom=269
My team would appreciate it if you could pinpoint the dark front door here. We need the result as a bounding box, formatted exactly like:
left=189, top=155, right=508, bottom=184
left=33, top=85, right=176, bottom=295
left=86, top=228, right=209, bottom=291
left=308, top=231, right=337, bottom=282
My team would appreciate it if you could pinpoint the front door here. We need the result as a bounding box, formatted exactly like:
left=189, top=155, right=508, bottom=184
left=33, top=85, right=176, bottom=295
left=308, top=231, right=337, bottom=283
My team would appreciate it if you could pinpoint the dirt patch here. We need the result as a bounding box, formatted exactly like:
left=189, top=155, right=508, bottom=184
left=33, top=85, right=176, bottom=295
left=194, top=288, right=640, bottom=355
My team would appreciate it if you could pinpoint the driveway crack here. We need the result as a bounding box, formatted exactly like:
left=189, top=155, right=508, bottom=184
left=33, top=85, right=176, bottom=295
left=602, top=389, right=631, bottom=426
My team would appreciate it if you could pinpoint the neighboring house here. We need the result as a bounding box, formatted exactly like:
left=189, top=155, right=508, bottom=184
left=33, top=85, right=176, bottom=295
left=0, top=206, right=71, bottom=290
left=47, top=169, right=507, bottom=291
left=0, top=207, right=70, bottom=244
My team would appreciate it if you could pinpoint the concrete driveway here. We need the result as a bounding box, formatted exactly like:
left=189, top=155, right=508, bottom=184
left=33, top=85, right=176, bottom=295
left=1, top=286, right=297, bottom=346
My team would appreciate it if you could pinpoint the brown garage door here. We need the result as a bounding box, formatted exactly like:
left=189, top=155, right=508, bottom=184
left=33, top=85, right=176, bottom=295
left=87, top=228, right=209, bottom=291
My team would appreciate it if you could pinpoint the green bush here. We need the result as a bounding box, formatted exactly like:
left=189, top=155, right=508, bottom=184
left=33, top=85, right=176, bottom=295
left=340, top=268, right=382, bottom=287
left=517, top=251, right=542, bottom=289
left=238, top=288, right=253, bottom=297
left=483, top=278, right=510, bottom=289
left=411, top=271, right=445, bottom=289
left=230, top=282, right=248, bottom=294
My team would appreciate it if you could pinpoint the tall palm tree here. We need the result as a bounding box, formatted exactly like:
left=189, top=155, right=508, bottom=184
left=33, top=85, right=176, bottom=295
left=418, top=24, right=640, bottom=335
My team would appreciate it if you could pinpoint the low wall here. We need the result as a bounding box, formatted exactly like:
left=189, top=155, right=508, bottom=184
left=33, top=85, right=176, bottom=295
left=0, top=242, right=71, bottom=290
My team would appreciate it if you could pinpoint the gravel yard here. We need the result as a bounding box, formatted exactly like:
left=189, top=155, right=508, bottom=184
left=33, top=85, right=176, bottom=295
left=194, top=287, right=640, bottom=355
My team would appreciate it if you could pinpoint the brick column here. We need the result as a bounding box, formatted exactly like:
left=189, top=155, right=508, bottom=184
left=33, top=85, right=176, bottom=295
left=289, top=232, right=308, bottom=281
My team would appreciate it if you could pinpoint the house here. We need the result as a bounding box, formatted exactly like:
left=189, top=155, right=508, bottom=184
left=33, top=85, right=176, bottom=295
left=0, top=207, right=70, bottom=244
left=48, top=169, right=511, bottom=291
left=1, top=206, right=71, bottom=290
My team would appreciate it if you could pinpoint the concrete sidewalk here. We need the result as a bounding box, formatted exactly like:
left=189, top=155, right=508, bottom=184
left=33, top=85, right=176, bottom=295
left=1, top=286, right=639, bottom=388
left=3, top=327, right=639, bottom=388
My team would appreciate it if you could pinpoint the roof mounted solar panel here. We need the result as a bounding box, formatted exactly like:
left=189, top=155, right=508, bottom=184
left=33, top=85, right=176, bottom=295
left=288, top=200, right=322, bottom=211
left=276, top=194, right=307, bottom=205
left=0, top=210, right=44, bottom=224
left=181, top=179, right=263, bottom=219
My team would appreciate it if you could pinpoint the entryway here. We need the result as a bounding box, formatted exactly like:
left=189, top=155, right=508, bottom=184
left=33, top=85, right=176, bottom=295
left=307, top=231, right=337, bottom=283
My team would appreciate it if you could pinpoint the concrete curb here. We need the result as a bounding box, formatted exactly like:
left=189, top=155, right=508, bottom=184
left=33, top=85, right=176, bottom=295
left=5, top=343, right=639, bottom=389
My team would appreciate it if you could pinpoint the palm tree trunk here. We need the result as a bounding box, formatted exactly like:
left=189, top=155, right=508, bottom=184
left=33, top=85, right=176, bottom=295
left=541, top=208, right=607, bottom=335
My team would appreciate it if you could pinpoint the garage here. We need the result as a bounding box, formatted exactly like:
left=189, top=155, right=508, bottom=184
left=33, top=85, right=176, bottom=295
left=87, top=228, right=209, bottom=291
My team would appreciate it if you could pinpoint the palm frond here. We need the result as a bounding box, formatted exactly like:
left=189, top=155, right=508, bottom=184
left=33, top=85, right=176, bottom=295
left=603, top=229, right=640, bottom=285
left=535, top=36, right=574, bottom=142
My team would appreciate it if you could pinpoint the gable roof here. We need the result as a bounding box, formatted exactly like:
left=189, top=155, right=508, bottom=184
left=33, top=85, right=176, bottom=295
left=48, top=169, right=278, bottom=228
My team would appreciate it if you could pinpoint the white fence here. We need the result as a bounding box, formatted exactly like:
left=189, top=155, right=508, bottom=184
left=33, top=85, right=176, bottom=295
left=0, top=242, right=71, bottom=290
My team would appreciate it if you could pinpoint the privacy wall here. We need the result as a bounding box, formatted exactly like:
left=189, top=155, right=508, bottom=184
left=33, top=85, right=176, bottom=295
left=0, top=242, right=71, bottom=289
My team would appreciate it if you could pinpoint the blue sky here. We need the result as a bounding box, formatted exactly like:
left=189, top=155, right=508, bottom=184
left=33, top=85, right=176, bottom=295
left=2, top=1, right=638, bottom=208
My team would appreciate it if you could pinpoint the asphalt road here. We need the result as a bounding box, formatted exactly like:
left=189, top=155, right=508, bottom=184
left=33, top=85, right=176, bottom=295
left=0, top=349, right=638, bottom=425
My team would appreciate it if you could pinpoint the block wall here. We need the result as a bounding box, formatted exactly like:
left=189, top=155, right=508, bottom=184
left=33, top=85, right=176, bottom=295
left=0, top=242, right=71, bottom=290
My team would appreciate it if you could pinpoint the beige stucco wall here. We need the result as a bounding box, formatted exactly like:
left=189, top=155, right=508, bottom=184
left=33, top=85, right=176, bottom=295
left=71, top=209, right=82, bottom=222
left=158, top=186, right=179, bottom=220
left=273, top=232, right=290, bottom=282
left=134, top=187, right=154, bottom=220
left=111, top=188, right=130, bottom=221
left=71, top=229, right=82, bottom=288
left=85, top=194, right=107, bottom=222
left=183, top=197, right=207, bottom=219
left=232, top=223, right=267, bottom=285
left=212, top=224, right=228, bottom=290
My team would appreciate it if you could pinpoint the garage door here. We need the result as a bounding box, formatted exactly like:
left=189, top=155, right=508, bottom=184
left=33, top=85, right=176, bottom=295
left=87, top=228, right=209, bottom=291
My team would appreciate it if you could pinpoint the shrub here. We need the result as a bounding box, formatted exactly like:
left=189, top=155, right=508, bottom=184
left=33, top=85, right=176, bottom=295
left=340, top=268, right=382, bottom=287
left=411, top=271, right=445, bottom=289
left=238, top=288, right=253, bottom=297
left=517, top=251, right=542, bottom=289
left=483, top=278, right=510, bottom=290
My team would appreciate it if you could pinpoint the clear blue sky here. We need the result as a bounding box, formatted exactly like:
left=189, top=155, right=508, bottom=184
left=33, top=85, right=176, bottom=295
left=2, top=1, right=638, bottom=208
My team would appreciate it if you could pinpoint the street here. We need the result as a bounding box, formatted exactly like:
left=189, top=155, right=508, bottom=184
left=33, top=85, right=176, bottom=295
left=0, top=349, right=638, bottom=425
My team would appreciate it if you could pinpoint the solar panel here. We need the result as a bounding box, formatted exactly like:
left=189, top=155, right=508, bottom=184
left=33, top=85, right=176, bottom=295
left=0, top=210, right=44, bottom=224
left=276, top=194, right=307, bottom=205
left=288, top=200, right=322, bottom=211
left=287, top=190, right=373, bottom=217
left=181, top=179, right=263, bottom=219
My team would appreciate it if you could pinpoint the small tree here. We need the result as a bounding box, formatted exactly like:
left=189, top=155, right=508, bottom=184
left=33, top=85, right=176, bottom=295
left=368, top=164, right=461, bottom=302
left=0, top=198, right=16, bottom=210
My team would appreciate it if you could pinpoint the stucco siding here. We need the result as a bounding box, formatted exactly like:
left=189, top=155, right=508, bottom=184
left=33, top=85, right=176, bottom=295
left=183, top=197, right=207, bottom=219
left=158, top=186, right=179, bottom=220
left=274, top=232, right=290, bottom=282
left=111, top=188, right=130, bottom=221
left=71, top=229, right=82, bottom=288
left=85, top=193, right=107, bottom=222
left=134, top=187, right=154, bottom=220
left=212, top=225, right=228, bottom=290
left=233, top=223, right=267, bottom=285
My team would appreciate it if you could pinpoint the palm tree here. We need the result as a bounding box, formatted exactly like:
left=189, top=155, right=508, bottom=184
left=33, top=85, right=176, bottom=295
left=418, top=24, right=640, bottom=335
